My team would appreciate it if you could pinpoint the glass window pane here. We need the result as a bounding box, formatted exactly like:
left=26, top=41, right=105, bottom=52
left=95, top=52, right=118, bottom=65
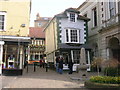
left=73, top=50, right=80, bottom=64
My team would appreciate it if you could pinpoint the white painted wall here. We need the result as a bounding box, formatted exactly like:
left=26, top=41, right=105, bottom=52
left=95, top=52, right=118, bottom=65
left=59, top=17, right=86, bottom=44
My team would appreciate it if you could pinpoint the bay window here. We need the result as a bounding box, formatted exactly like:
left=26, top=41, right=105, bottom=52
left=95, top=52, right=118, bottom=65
left=65, top=29, right=80, bottom=43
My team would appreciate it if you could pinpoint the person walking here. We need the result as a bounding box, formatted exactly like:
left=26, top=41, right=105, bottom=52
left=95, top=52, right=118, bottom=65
left=44, top=57, right=48, bottom=72
left=58, top=56, right=63, bottom=74
left=55, top=56, right=60, bottom=73
left=68, top=60, right=73, bottom=74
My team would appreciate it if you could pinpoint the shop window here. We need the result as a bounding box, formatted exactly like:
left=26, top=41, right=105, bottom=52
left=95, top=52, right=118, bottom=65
left=3, top=45, right=21, bottom=69
left=35, top=55, right=39, bottom=60
left=30, top=55, right=34, bottom=60
left=72, top=50, right=80, bottom=64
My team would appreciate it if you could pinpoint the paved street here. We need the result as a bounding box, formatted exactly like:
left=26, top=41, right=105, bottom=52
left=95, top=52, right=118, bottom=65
left=1, top=65, right=103, bottom=89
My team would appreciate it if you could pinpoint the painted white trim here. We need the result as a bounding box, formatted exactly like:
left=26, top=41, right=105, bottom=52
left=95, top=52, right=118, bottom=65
left=87, top=51, right=91, bottom=71
left=0, top=35, right=30, bottom=40
left=65, top=28, right=80, bottom=43
left=0, top=43, right=4, bottom=74
left=0, top=41, right=5, bottom=45
left=71, top=50, right=73, bottom=62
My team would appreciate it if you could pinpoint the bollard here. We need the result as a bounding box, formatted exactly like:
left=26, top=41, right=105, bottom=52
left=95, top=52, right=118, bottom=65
left=27, top=64, right=28, bottom=73
left=45, top=63, right=48, bottom=72
left=34, top=63, right=36, bottom=72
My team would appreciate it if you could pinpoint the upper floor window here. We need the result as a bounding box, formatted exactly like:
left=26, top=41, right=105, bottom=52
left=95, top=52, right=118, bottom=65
left=70, top=13, right=76, bottom=22
left=109, top=0, right=116, bottom=18
left=92, top=7, right=97, bottom=27
left=0, top=12, right=6, bottom=31
left=65, top=29, right=80, bottom=43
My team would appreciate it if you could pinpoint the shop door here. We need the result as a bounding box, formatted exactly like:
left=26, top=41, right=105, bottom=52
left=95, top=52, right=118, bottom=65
left=62, top=52, right=69, bottom=70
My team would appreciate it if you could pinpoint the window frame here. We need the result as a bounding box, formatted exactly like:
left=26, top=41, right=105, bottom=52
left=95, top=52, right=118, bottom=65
left=0, top=12, right=6, bottom=31
left=71, top=50, right=80, bottom=64
left=69, top=13, right=76, bottom=22
left=65, top=28, right=80, bottom=43
left=109, top=0, right=116, bottom=18
left=92, top=7, right=97, bottom=27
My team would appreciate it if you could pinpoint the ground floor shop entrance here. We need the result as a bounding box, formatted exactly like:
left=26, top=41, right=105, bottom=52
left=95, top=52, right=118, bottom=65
left=1, top=36, right=30, bottom=76
left=59, top=49, right=91, bottom=71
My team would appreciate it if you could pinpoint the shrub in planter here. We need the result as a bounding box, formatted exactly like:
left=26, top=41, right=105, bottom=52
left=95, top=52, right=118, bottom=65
left=90, top=76, right=120, bottom=84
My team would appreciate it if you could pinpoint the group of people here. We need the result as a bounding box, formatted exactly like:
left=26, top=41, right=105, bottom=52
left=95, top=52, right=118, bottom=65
left=56, top=55, right=73, bottom=74
left=40, top=57, right=48, bottom=68
left=56, top=55, right=64, bottom=74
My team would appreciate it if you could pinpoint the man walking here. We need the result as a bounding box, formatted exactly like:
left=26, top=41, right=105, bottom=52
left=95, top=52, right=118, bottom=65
left=68, top=60, right=73, bottom=74
left=55, top=56, right=60, bottom=73
left=58, top=55, right=63, bottom=74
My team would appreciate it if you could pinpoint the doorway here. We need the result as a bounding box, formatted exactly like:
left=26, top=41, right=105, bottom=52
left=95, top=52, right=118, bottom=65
left=108, top=37, right=120, bottom=62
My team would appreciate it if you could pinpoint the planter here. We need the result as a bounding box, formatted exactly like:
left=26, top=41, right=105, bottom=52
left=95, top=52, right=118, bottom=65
left=2, top=69, right=23, bottom=76
left=85, top=80, right=120, bottom=89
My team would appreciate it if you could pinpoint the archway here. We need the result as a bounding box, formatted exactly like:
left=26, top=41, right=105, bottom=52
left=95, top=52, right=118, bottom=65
left=108, top=37, right=120, bottom=62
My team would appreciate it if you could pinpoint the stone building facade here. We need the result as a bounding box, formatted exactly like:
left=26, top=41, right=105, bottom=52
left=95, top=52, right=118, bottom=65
left=77, top=0, right=120, bottom=61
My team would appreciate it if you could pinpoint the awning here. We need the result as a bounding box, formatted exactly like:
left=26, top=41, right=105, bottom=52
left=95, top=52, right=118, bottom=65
left=58, top=43, right=92, bottom=49
left=0, top=35, right=31, bottom=43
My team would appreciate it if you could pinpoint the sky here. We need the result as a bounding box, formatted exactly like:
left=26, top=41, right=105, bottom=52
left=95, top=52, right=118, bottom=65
left=30, top=0, right=86, bottom=26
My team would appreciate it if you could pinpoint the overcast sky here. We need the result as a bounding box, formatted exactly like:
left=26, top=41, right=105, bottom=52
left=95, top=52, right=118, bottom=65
left=30, top=0, right=86, bottom=26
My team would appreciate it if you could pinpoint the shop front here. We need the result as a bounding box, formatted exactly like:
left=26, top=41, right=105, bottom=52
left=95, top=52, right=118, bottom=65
left=57, top=43, right=92, bottom=71
left=1, top=36, right=30, bottom=76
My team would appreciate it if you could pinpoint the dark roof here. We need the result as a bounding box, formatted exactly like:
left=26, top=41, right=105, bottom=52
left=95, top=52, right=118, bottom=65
left=65, top=8, right=80, bottom=14
left=58, top=43, right=92, bottom=49
left=55, top=8, right=90, bottom=21
left=29, top=27, right=45, bottom=38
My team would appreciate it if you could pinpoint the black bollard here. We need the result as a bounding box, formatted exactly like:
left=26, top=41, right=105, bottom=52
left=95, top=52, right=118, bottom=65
left=45, top=64, right=48, bottom=72
left=27, top=63, right=28, bottom=73
left=34, top=63, right=36, bottom=72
